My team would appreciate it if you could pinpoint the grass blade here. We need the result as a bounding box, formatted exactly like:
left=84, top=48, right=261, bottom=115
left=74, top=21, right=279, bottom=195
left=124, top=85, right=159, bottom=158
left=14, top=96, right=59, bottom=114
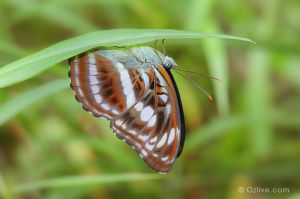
left=185, top=0, right=230, bottom=116
left=245, top=49, right=272, bottom=156
left=0, top=29, right=254, bottom=88
left=0, top=79, right=69, bottom=126
left=13, top=173, right=162, bottom=193
left=0, top=173, right=13, bottom=199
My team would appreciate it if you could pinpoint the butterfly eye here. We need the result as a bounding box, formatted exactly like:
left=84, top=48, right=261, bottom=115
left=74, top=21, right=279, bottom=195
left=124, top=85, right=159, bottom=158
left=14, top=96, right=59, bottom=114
left=163, top=56, right=177, bottom=69
left=166, top=62, right=172, bottom=68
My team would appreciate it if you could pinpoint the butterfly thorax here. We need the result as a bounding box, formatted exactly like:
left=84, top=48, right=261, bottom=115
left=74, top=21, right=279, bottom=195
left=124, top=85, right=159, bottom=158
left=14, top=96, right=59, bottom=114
left=97, top=47, right=177, bottom=71
left=132, top=47, right=177, bottom=70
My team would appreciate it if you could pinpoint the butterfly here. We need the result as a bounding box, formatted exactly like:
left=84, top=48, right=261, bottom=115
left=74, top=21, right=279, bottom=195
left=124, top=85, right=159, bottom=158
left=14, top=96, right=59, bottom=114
left=68, top=40, right=185, bottom=173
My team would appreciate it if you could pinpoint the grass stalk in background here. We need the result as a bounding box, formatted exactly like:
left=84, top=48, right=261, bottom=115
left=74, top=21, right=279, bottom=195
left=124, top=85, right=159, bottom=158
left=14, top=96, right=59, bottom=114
left=244, top=0, right=279, bottom=156
left=0, top=173, right=13, bottom=199
left=185, top=0, right=230, bottom=116
left=185, top=115, right=247, bottom=152
left=12, top=173, right=162, bottom=193
left=0, top=79, right=69, bottom=126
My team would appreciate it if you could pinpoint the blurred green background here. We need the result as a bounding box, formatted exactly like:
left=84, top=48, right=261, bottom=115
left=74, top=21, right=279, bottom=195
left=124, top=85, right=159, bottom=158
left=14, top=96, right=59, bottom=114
left=0, top=0, right=299, bottom=198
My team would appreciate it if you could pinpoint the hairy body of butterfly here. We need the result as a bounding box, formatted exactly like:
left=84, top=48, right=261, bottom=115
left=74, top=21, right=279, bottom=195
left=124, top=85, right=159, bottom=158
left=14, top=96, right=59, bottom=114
left=68, top=46, right=185, bottom=173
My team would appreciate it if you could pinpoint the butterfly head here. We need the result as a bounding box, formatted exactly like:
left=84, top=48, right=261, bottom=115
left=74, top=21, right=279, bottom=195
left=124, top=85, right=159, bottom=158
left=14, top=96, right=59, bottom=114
left=162, top=56, right=177, bottom=70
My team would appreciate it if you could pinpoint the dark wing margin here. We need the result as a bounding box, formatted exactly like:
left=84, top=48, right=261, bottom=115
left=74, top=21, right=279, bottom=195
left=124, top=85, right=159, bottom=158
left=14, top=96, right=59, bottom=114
left=165, top=69, right=185, bottom=157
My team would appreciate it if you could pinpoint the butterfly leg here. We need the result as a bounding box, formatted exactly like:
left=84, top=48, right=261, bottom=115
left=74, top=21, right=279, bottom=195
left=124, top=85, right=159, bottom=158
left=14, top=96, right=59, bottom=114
left=162, top=39, right=166, bottom=56
left=154, top=39, right=163, bottom=64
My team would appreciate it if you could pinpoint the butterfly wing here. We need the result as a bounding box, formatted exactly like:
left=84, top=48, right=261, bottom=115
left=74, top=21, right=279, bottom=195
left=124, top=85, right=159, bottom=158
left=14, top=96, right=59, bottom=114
left=69, top=51, right=154, bottom=120
left=69, top=50, right=185, bottom=173
left=111, top=65, right=185, bottom=173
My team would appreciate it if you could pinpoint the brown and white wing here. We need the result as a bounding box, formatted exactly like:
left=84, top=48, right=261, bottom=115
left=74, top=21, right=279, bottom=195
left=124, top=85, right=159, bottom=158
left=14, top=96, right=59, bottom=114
left=69, top=51, right=154, bottom=120
left=111, top=65, right=185, bottom=173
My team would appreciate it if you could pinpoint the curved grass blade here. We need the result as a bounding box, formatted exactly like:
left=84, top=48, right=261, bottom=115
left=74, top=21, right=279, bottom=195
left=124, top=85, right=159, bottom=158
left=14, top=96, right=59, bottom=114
left=13, top=173, right=162, bottom=193
left=0, top=29, right=254, bottom=88
left=0, top=79, right=69, bottom=126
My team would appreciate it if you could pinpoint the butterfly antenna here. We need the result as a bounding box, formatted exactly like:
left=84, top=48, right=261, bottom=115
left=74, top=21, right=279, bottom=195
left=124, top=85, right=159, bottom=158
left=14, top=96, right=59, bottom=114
left=173, top=70, right=213, bottom=101
left=173, top=68, right=222, bottom=82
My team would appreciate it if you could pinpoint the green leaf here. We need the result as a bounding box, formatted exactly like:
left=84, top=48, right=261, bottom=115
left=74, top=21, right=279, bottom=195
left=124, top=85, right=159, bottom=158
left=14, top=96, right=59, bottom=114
left=0, top=29, right=254, bottom=88
left=13, top=173, right=162, bottom=193
left=0, top=79, right=69, bottom=126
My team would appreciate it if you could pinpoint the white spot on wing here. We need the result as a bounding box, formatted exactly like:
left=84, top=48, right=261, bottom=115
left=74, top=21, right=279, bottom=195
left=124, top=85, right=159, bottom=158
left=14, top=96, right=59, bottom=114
left=135, top=142, right=142, bottom=149
left=143, top=73, right=149, bottom=88
left=74, top=61, right=79, bottom=75
left=176, top=128, right=180, bottom=138
left=119, top=70, right=136, bottom=108
left=121, top=123, right=127, bottom=130
left=88, top=53, right=96, bottom=62
left=149, top=136, right=157, bottom=144
left=94, top=95, right=102, bottom=103
left=121, top=77, right=132, bottom=88
left=120, top=70, right=130, bottom=82
left=147, top=115, right=156, bottom=127
left=145, top=142, right=155, bottom=151
left=135, top=102, right=144, bottom=111
left=126, top=93, right=136, bottom=107
left=128, top=129, right=137, bottom=135
left=161, top=87, right=168, bottom=93
left=168, top=128, right=175, bottom=145
left=123, top=85, right=132, bottom=95
left=74, top=61, right=84, bottom=96
left=166, top=104, right=171, bottom=116
left=115, top=62, right=124, bottom=70
left=101, top=103, right=110, bottom=110
left=88, top=54, right=97, bottom=71
left=77, top=88, right=84, bottom=97
left=141, top=149, right=148, bottom=157
left=115, top=120, right=123, bottom=126
left=161, top=156, right=169, bottom=161
left=90, top=85, right=100, bottom=94
left=138, top=134, right=149, bottom=141
left=89, top=76, right=99, bottom=85
left=112, top=109, right=119, bottom=114
left=140, top=106, right=154, bottom=122
left=159, top=94, right=168, bottom=103
left=88, top=53, right=100, bottom=82
left=156, top=133, right=168, bottom=148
